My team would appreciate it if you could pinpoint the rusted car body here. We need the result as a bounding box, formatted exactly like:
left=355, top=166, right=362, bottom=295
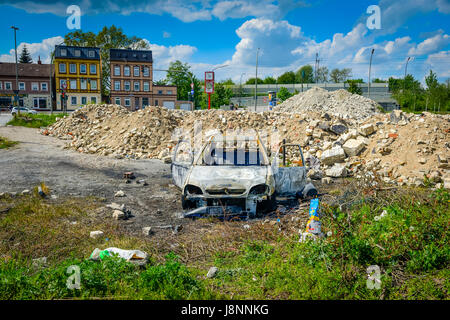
left=171, top=134, right=316, bottom=217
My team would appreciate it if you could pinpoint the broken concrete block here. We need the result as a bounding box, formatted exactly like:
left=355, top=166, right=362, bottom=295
left=307, top=169, right=323, bottom=180
left=32, top=257, right=47, bottom=268
left=359, top=124, right=376, bottom=136
left=419, top=158, right=427, bottom=164
left=21, top=189, right=31, bottom=195
left=114, top=190, right=125, bottom=197
left=325, top=163, right=347, bottom=178
left=321, top=146, right=346, bottom=165
left=343, top=139, right=365, bottom=157
left=113, top=210, right=126, bottom=220
left=321, top=177, right=333, bottom=185
left=90, top=231, right=104, bottom=239
left=206, top=267, right=218, bottom=278
left=330, top=124, right=348, bottom=135
left=142, top=227, right=152, bottom=236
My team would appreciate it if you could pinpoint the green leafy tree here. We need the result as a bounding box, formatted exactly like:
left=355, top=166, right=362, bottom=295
left=19, top=45, right=33, bottom=63
left=373, top=78, right=387, bottom=83
left=198, top=83, right=233, bottom=109
left=220, top=79, right=235, bottom=85
left=277, top=87, right=293, bottom=101
left=347, top=80, right=362, bottom=95
left=263, top=76, right=277, bottom=84
left=316, top=66, right=329, bottom=83
left=295, top=65, right=314, bottom=83
left=165, top=60, right=202, bottom=108
left=277, top=71, right=296, bottom=84
left=330, top=68, right=351, bottom=83
left=64, top=25, right=149, bottom=96
left=245, top=77, right=264, bottom=85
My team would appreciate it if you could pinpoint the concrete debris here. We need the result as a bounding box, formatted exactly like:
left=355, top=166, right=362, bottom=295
left=325, top=163, right=347, bottom=178
left=114, top=190, right=125, bottom=197
left=142, top=226, right=152, bottom=236
left=321, top=146, right=346, bottom=165
left=343, top=139, right=365, bottom=157
left=206, top=267, right=218, bottom=278
left=90, top=230, right=104, bottom=239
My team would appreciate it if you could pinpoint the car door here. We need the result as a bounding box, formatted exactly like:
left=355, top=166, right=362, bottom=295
left=271, top=143, right=308, bottom=196
left=171, top=140, right=193, bottom=188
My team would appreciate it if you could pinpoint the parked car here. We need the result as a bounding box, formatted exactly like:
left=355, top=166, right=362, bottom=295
left=171, top=134, right=317, bottom=218
left=11, top=107, right=38, bottom=116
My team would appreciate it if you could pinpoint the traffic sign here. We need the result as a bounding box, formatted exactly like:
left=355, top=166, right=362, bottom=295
left=205, top=71, right=214, bottom=94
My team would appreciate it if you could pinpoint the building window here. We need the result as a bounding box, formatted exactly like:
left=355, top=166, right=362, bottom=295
left=33, top=97, right=47, bottom=109
left=143, top=82, right=149, bottom=92
left=0, top=82, right=2, bottom=90
left=74, top=49, right=81, bottom=57
left=90, top=80, right=97, bottom=90
left=143, top=67, right=150, bottom=77
left=134, top=66, right=140, bottom=77
left=167, top=90, right=172, bottom=95
left=19, top=82, right=25, bottom=91
left=71, top=96, right=77, bottom=105
left=5, top=82, right=12, bottom=90
left=124, top=98, right=130, bottom=107
left=81, top=97, right=87, bottom=105
left=143, top=97, right=149, bottom=107
left=155, top=99, right=158, bottom=106
left=80, top=64, right=87, bottom=74
left=59, top=79, right=67, bottom=89
left=90, top=64, right=97, bottom=74
left=69, top=63, right=77, bottom=74
left=41, top=83, right=48, bottom=91
left=134, top=81, right=140, bottom=91
left=158, top=90, right=163, bottom=94
left=31, top=83, right=39, bottom=91
left=59, top=63, right=66, bottom=73
left=124, top=81, right=130, bottom=91
left=88, top=50, right=95, bottom=58
left=114, top=66, right=121, bottom=76
left=80, top=79, right=87, bottom=90
left=115, top=97, right=121, bottom=105
left=70, top=79, right=77, bottom=90
left=91, top=97, right=97, bottom=104
left=60, top=48, right=67, bottom=57
left=124, top=66, right=130, bottom=76
left=114, top=81, right=121, bottom=91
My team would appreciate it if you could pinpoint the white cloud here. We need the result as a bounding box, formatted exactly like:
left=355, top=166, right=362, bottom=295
left=408, top=33, right=450, bottom=56
left=0, top=36, right=64, bottom=63
left=426, top=50, right=450, bottom=78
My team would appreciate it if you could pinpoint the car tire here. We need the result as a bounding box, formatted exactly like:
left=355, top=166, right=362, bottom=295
left=181, top=194, right=196, bottom=210
left=257, top=194, right=277, bottom=215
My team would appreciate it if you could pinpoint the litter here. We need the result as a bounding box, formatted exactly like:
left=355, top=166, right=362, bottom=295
left=90, top=247, right=149, bottom=266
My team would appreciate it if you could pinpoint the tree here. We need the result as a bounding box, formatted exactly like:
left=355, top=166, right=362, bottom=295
left=154, top=79, right=167, bottom=86
left=277, top=71, right=296, bottom=84
left=330, top=68, right=352, bottom=83
left=295, top=65, right=314, bottom=83
left=198, top=83, right=233, bottom=109
left=346, top=80, right=362, bottom=95
left=245, top=77, right=263, bottom=85
left=263, top=76, right=277, bottom=84
left=373, top=78, right=387, bottom=83
left=277, top=87, right=292, bottom=102
left=166, top=60, right=195, bottom=102
left=316, top=66, right=329, bottom=83
left=221, top=79, right=235, bottom=85
left=64, top=25, right=149, bottom=96
left=19, top=45, right=33, bottom=63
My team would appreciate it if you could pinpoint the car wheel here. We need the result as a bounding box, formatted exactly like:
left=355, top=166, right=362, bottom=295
left=257, top=194, right=277, bottom=215
left=181, top=194, right=196, bottom=210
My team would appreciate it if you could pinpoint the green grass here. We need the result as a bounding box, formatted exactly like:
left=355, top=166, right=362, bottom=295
left=0, top=186, right=448, bottom=300
left=6, top=113, right=67, bottom=128
left=0, top=136, right=18, bottom=149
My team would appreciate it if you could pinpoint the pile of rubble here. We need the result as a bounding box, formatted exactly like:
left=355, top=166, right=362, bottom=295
left=274, top=87, right=380, bottom=120
left=44, top=104, right=450, bottom=189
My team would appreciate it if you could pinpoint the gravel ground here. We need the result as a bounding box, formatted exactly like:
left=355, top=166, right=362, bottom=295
left=0, top=114, right=12, bottom=127
left=0, top=126, right=185, bottom=233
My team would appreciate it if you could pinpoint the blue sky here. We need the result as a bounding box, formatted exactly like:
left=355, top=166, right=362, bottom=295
left=0, top=0, right=449, bottom=84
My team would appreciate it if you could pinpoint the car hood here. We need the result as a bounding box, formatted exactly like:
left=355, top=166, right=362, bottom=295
left=187, top=166, right=268, bottom=192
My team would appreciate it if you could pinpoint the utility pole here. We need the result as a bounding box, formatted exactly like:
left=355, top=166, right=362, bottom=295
left=11, top=26, right=19, bottom=116
left=315, top=53, right=318, bottom=83
left=254, top=48, right=260, bottom=112
left=404, top=57, right=411, bottom=92
left=368, top=48, right=375, bottom=99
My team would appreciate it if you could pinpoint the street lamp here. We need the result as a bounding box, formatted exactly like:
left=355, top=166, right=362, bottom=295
left=239, top=72, right=245, bottom=107
left=404, top=57, right=411, bottom=92
left=368, top=48, right=375, bottom=99
left=254, top=48, right=260, bottom=112
left=11, top=26, right=19, bottom=115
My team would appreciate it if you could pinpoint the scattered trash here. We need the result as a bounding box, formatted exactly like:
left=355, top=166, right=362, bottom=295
left=32, top=257, right=47, bottom=268
left=90, top=230, right=104, bottom=239
left=173, top=224, right=183, bottom=234
left=243, top=224, right=250, bottom=230
left=90, top=247, right=148, bottom=266
left=123, top=172, right=135, bottom=180
left=142, top=226, right=152, bottom=236
left=21, top=189, right=30, bottom=195
left=299, top=198, right=324, bottom=242
left=206, top=267, right=218, bottom=278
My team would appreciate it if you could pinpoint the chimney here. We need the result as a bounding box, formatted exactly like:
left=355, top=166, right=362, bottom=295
left=38, top=56, right=42, bottom=64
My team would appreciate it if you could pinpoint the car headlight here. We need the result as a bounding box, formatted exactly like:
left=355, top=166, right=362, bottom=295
left=185, top=184, right=203, bottom=195
left=249, top=184, right=268, bottom=195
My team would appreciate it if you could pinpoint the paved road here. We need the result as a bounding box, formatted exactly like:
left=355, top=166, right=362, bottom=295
left=0, top=114, right=12, bottom=126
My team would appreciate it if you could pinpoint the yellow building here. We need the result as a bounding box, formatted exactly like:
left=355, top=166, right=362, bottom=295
left=54, top=45, right=101, bottom=110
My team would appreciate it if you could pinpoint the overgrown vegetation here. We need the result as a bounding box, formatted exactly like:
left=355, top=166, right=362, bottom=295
left=6, top=113, right=67, bottom=128
left=0, top=186, right=448, bottom=300
left=0, top=136, right=18, bottom=149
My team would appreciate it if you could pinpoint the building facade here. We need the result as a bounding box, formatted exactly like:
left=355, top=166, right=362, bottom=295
left=0, top=61, right=53, bottom=109
left=109, top=48, right=177, bottom=110
left=54, top=46, right=101, bottom=110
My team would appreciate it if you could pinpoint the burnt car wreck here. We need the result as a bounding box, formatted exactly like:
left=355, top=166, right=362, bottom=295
left=171, top=135, right=317, bottom=218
